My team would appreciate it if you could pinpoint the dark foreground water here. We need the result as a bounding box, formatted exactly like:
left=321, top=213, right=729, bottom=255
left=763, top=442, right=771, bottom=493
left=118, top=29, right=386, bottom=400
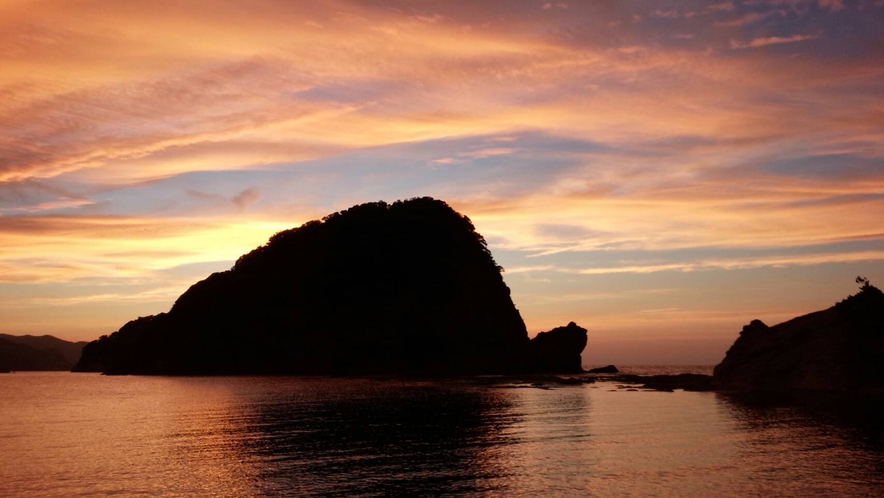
left=1, top=372, right=883, bottom=497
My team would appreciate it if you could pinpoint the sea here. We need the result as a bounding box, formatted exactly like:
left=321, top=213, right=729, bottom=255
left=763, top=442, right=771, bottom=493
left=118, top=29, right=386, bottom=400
left=2, top=369, right=883, bottom=497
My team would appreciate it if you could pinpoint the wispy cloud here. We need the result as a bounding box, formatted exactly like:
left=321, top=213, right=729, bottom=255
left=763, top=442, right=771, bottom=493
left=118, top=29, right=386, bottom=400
left=715, top=12, right=772, bottom=27
left=707, top=2, right=736, bottom=12
left=0, top=215, right=295, bottom=283
left=818, top=0, right=845, bottom=11
left=12, top=198, right=96, bottom=213
left=516, top=250, right=884, bottom=275
left=731, top=34, right=819, bottom=49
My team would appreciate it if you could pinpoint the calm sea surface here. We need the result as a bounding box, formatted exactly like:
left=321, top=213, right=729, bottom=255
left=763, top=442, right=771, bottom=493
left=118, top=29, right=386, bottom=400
left=2, top=371, right=883, bottom=497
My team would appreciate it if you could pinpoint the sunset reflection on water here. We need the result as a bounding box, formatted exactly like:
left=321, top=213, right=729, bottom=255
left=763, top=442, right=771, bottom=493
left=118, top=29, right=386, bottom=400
left=1, top=373, right=882, bottom=497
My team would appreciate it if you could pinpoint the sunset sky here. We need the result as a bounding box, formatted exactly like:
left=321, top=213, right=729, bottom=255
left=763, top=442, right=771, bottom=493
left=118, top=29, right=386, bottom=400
left=1, top=0, right=882, bottom=364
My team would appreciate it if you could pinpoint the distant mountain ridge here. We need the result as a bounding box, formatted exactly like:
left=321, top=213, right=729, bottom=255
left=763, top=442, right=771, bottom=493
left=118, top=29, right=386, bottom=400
left=75, top=197, right=587, bottom=375
left=0, top=334, right=88, bottom=371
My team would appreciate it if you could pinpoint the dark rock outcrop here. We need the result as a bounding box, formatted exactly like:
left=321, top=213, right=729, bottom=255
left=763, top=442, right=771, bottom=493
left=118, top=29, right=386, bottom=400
left=714, top=280, right=884, bottom=393
left=526, top=322, right=588, bottom=374
left=74, top=198, right=588, bottom=376
left=608, top=373, right=714, bottom=392
left=587, top=364, right=618, bottom=374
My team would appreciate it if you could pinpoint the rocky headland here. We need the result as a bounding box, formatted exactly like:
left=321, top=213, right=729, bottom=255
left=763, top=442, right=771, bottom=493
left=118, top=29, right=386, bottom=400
left=713, top=278, right=884, bottom=395
left=74, top=198, right=587, bottom=376
left=572, top=279, right=883, bottom=395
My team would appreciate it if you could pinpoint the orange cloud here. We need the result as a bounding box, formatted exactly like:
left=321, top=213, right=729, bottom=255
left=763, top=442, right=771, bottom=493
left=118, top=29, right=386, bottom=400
left=0, top=215, right=296, bottom=283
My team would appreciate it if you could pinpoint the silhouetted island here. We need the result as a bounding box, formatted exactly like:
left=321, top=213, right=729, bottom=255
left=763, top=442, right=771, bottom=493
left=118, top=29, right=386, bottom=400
left=74, top=198, right=587, bottom=376
left=714, top=278, right=884, bottom=394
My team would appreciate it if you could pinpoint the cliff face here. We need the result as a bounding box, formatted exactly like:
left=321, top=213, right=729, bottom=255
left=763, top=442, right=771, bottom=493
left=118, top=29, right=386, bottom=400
left=75, top=198, right=587, bottom=375
left=713, top=283, right=884, bottom=392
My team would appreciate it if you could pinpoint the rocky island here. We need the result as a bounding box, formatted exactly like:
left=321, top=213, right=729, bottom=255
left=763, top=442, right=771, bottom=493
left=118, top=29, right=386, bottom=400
left=75, top=198, right=587, bottom=376
left=714, top=277, right=884, bottom=394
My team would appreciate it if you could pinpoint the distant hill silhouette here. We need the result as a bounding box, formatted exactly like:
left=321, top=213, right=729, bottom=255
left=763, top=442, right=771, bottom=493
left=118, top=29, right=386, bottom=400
left=0, top=334, right=88, bottom=366
left=714, top=278, right=884, bottom=393
left=0, top=334, right=87, bottom=371
left=75, top=198, right=587, bottom=375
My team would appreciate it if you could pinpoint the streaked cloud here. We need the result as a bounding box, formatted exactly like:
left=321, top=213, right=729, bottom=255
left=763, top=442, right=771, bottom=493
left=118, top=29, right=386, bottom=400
left=716, top=12, right=773, bottom=27
left=0, top=215, right=296, bottom=283
left=507, top=249, right=884, bottom=275
left=707, top=2, right=736, bottom=12
left=12, top=198, right=97, bottom=213
left=731, top=34, right=819, bottom=49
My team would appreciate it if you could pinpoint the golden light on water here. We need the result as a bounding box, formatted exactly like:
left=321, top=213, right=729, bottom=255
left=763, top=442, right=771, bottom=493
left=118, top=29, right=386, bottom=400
left=2, top=374, right=881, bottom=496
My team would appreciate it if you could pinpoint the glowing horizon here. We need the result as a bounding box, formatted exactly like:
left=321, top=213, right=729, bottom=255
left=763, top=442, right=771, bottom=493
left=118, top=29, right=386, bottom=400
left=2, top=0, right=883, bottom=364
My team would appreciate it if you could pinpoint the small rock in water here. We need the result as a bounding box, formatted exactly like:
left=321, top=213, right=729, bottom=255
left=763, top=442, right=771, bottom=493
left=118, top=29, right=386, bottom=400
left=587, top=365, right=619, bottom=374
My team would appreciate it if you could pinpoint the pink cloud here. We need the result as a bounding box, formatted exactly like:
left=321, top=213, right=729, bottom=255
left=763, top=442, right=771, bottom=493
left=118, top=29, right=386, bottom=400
left=707, top=2, right=736, bottom=12
left=730, top=34, right=819, bottom=49
left=818, top=0, right=845, bottom=11
left=715, top=12, right=771, bottom=26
